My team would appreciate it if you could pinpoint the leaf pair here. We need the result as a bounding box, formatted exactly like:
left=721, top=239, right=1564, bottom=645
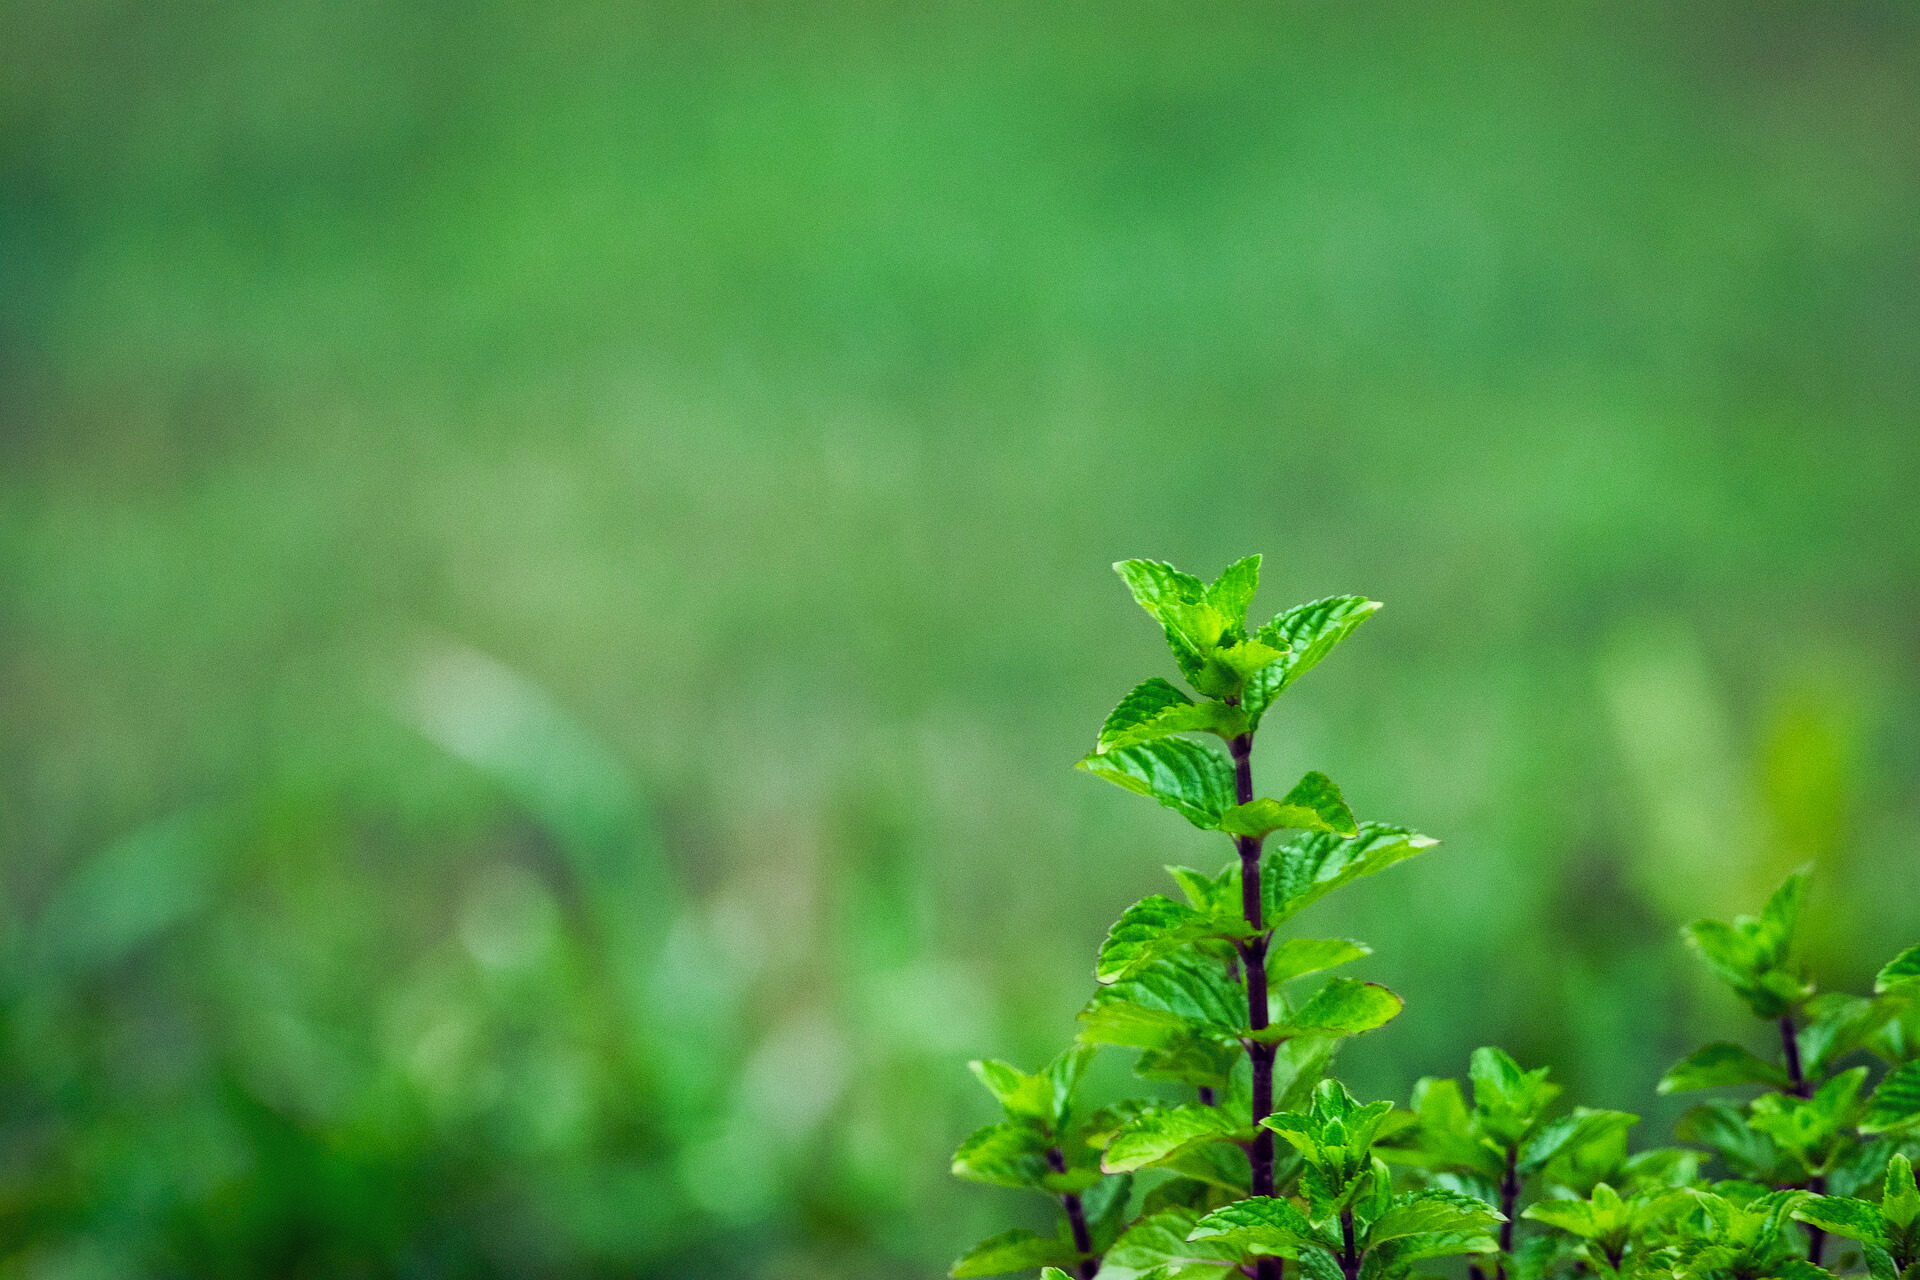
left=1794, top=1152, right=1920, bottom=1278
left=1185, top=1183, right=1502, bottom=1280
left=1680, top=868, right=1814, bottom=1019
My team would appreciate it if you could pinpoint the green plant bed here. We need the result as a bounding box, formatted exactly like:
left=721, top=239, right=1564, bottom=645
left=951, top=555, right=1920, bottom=1280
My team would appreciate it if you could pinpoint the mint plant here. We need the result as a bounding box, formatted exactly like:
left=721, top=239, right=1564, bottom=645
left=949, top=555, right=1920, bottom=1280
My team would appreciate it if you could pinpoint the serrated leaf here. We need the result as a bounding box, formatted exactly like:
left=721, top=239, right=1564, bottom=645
left=1078, top=739, right=1236, bottom=829
left=1266, top=938, right=1372, bottom=985
left=950, top=1229, right=1080, bottom=1277
left=1657, top=1042, right=1792, bottom=1094
left=1793, top=1196, right=1888, bottom=1249
left=1115, top=559, right=1209, bottom=619
left=969, top=1059, right=1056, bottom=1119
left=1103, top=1104, right=1246, bottom=1174
left=1256, top=978, right=1403, bottom=1043
left=1098, top=679, right=1249, bottom=752
left=1878, top=945, right=1920, bottom=994
left=1218, top=771, right=1357, bottom=839
left=1079, top=953, right=1246, bottom=1049
left=1523, top=1198, right=1602, bottom=1238
left=1263, top=824, right=1439, bottom=927
left=1187, top=1195, right=1336, bottom=1257
left=1517, top=1108, right=1637, bottom=1176
left=1368, top=1188, right=1507, bottom=1245
left=1097, top=895, right=1243, bottom=985
left=951, top=1120, right=1052, bottom=1189
left=1102, top=1207, right=1242, bottom=1280
left=1206, top=556, right=1263, bottom=623
left=1862, top=1060, right=1920, bottom=1135
left=1242, top=595, right=1382, bottom=723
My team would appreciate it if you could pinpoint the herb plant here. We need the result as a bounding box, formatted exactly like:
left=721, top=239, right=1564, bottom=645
left=950, top=555, right=1920, bottom=1280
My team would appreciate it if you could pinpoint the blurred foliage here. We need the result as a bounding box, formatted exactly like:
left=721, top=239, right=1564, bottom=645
left=2, top=0, right=1920, bottom=1275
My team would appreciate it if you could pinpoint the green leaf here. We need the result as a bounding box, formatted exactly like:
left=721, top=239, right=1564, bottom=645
left=1115, top=559, right=1209, bottom=620
left=1522, top=1198, right=1603, bottom=1238
left=1039, top=1270, right=1073, bottom=1280
left=1263, top=823, right=1439, bottom=926
left=1046, top=1044, right=1096, bottom=1125
left=1078, top=739, right=1236, bottom=829
left=1187, top=1195, right=1336, bottom=1259
left=1800, top=993, right=1895, bottom=1077
left=951, top=1120, right=1051, bottom=1189
left=1793, top=1196, right=1888, bottom=1249
left=1097, top=679, right=1249, bottom=752
left=1517, top=1108, right=1637, bottom=1176
left=950, top=1229, right=1080, bottom=1277
left=1255, top=978, right=1403, bottom=1043
left=1656, top=1042, right=1793, bottom=1094
left=1083, top=1173, right=1136, bottom=1251
left=1266, top=938, right=1372, bottom=985
left=1244, top=596, right=1383, bottom=723
left=1368, top=1188, right=1506, bottom=1246
left=1862, top=1060, right=1920, bottom=1135
left=1097, top=895, right=1240, bottom=985
left=1680, top=868, right=1814, bottom=1019
left=1218, top=771, right=1357, bottom=839
left=1206, top=555, right=1263, bottom=624
left=1884, top=1153, right=1919, bottom=1232
left=969, top=1059, right=1056, bottom=1119
left=1102, top=1208, right=1242, bottom=1280
left=1102, top=1103, right=1246, bottom=1174
left=1079, top=952, right=1245, bottom=1049
left=1878, top=945, right=1920, bottom=994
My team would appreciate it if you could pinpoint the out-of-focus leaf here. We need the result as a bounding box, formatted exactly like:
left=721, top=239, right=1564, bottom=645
left=1877, top=945, right=1920, bottom=994
left=1657, top=1042, right=1792, bottom=1094
left=1861, top=1060, right=1920, bottom=1135
left=950, top=1229, right=1079, bottom=1277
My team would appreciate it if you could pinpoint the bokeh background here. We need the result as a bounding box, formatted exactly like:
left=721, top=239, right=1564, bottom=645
left=5, top=1, right=1920, bottom=1275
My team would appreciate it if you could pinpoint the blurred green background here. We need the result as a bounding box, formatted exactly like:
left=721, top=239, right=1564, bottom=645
left=4, top=1, right=1920, bottom=1275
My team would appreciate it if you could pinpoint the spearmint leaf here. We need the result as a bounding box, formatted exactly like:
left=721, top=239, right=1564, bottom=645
left=1681, top=870, right=1815, bottom=1019
left=1187, top=1195, right=1336, bottom=1257
left=1217, top=772, right=1357, bottom=839
left=1263, top=824, right=1439, bottom=927
left=951, top=1120, right=1052, bottom=1188
left=1255, top=978, right=1403, bottom=1043
left=1656, top=1042, right=1793, bottom=1094
left=1102, top=1207, right=1242, bottom=1280
left=1083, top=1173, right=1136, bottom=1250
left=1368, top=1188, right=1506, bottom=1245
left=1266, top=938, right=1372, bottom=985
left=1877, top=945, right=1920, bottom=994
left=1243, top=596, right=1382, bottom=722
left=1799, top=993, right=1895, bottom=1077
left=1523, top=1198, right=1603, bottom=1238
left=1046, top=1044, right=1096, bottom=1125
left=969, top=1059, right=1056, bottom=1119
left=1039, top=1270, right=1074, bottom=1280
left=1097, top=895, right=1244, bottom=985
left=1193, top=635, right=1285, bottom=698
left=1206, top=555, right=1262, bottom=624
left=1079, top=953, right=1245, bottom=1049
left=1517, top=1109, right=1637, bottom=1176
left=1115, top=559, right=1209, bottom=620
left=1102, top=1104, right=1247, bottom=1174
left=1793, top=1196, right=1888, bottom=1249
left=1861, top=1060, right=1920, bottom=1135
left=950, top=1230, right=1081, bottom=1277
left=1078, top=739, right=1236, bottom=829
left=1761, top=867, right=1810, bottom=952
left=1097, top=679, right=1250, bottom=752
left=1884, top=1153, right=1920, bottom=1231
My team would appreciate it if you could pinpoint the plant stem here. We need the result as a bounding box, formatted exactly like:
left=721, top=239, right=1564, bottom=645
left=1777, top=1012, right=1828, bottom=1265
left=1229, top=727, right=1282, bottom=1280
left=1340, top=1206, right=1360, bottom=1280
left=1047, top=1146, right=1099, bottom=1280
left=1494, top=1146, right=1519, bottom=1280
